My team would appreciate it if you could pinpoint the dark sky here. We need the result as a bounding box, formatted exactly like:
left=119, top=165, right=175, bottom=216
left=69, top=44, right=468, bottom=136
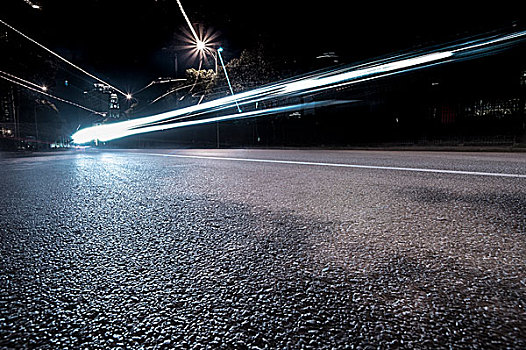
left=2, top=0, right=526, bottom=96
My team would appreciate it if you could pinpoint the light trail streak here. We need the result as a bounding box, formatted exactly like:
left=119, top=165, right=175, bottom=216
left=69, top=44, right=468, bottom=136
left=0, top=19, right=127, bottom=97
left=281, top=51, right=453, bottom=94
left=149, top=83, right=195, bottom=105
left=72, top=100, right=350, bottom=143
left=0, top=73, right=104, bottom=115
left=0, top=70, right=47, bottom=91
left=217, top=48, right=241, bottom=112
left=188, top=58, right=204, bottom=93
left=71, top=30, right=526, bottom=144
left=175, top=0, right=200, bottom=43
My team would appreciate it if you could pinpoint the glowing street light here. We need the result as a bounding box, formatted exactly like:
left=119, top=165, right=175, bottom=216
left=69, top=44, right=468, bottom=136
left=196, top=40, right=206, bottom=51
left=41, top=85, right=47, bottom=92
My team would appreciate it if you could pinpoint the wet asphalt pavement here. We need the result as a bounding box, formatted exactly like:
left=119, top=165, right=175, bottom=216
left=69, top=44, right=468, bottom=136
left=0, top=149, right=525, bottom=349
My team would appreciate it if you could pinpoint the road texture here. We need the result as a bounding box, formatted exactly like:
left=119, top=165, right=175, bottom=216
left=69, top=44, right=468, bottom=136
left=0, top=149, right=525, bottom=349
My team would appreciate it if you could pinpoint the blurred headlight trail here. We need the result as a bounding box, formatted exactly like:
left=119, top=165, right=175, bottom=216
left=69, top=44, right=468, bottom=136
left=71, top=30, right=526, bottom=144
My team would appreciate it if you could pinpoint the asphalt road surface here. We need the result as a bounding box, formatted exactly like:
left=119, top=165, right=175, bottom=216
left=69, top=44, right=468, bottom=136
left=1, top=149, right=525, bottom=349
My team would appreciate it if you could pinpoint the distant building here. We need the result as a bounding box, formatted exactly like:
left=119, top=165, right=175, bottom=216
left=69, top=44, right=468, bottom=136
left=0, top=84, right=17, bottom=140
left=108, top=93, right=120, bottom=119
left=464, top=98, right=523, bottom=119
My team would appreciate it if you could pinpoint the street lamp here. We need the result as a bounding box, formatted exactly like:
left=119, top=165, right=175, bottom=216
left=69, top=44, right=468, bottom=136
left=196, top=40, right=206, bottom=51
left=190, top=35, right=222, bottom=74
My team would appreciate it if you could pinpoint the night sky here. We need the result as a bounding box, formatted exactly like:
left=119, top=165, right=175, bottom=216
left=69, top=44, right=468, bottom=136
left=3, top=1, right=525, bottom=85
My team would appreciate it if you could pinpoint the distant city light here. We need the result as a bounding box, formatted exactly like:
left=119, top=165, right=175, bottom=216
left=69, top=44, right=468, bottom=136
left=41, top=85, right=47, bottom=91
left=126, top=93, right=132, bottom=100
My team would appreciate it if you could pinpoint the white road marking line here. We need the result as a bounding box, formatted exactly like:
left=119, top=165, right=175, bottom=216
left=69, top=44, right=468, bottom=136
left=138, top=153, right=526, bottom=178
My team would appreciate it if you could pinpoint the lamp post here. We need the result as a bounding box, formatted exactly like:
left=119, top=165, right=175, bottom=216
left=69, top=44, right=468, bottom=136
left=193, top=39, right=218, bottom=74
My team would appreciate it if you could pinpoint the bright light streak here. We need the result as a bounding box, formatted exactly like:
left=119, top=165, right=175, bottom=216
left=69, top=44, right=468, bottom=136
left=282, top=51, right=453, bottom=94
left=0, top=69, right=48, bottom=91
left=149, top=83, right=195, bottom=105
left=451, top=31, right=526, bottom=55
left=196, top=40, right=206, bottom=51
left=176, top=0, right=200, bottom=43
left=0, top=74, right=104, bottom=115
left=0, top=19, right=127, bottom=97
left=217, top=47, right=241, bottom=112
left=71, top=100, right=350, bottom=144
left=71, top=30, right=526, bottom=144
left=175, top=2, right=220, bottom=68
